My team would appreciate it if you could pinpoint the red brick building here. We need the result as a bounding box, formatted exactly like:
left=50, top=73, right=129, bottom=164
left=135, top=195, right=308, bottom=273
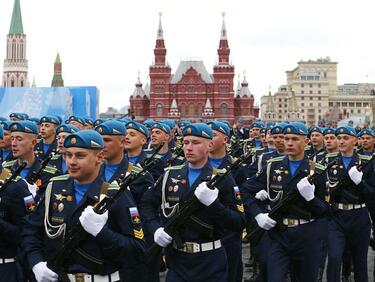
left=130, top=15, right=259, bottom=125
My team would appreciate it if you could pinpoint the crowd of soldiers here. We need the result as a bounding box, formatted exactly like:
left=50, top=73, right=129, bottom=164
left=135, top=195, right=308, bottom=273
left=0, top=111, right=374, bottom=282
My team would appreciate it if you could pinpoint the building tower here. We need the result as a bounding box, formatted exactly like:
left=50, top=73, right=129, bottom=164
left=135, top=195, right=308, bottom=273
left=2, top=0, right=28, bottom=87
left=51, top=53, right=64, bottom=87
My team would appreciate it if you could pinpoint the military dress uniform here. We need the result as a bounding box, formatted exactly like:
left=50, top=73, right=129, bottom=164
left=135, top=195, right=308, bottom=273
left=21, top=130, right=146, bottom=282
left=325, top=127, right=375, bottom=282
left=243, top=123, right=329, bottom=282
left=140, top=124, right=246, bottom=282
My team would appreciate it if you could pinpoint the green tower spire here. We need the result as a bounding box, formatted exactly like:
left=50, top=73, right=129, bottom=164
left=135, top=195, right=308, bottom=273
left=9, top=0, right=24, bottom=34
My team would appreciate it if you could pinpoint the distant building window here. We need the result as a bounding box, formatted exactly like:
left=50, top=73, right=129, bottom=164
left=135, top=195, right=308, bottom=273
left=324, top=72, right=327, bottom=78
left=318, top=90, right=321, bottom=94
left=318, top=109, right=321, bottom=113
left=310, top=97, right=313, bottom=100
left=342, top=102, right=347, bottom=107
left=301, top=109, right=304, bottom=113
left=318, top=84, right=321, bottom=88
left=310, top=103, right=313, bottom=107
left=301, top=97, right=305, bottom=100
left=318, top=103, right=321, bottom=107
left=11, top=80, right=14, bottom=87
left=279, top=99, right=282, bottom=102
left=318, top=97, right=321, bottom=100
left=329, top=102, right=333, bottom=107
left=310, top=84, right=313, bottom=88
left=301, top=84, right=304, bottom=88
left=358, top=109, right=361, bottom=114
left=364, top=103, right=369, bottom=107
left=135, top=106, right=141, bottom=116
left=220, top=103, right=228, bottom=115
left=197, top=103, right=204, bottom=115
left=156, top=103, right=163, bottom=116
left=187, top=86, right=195, bottom=93
left=155, top=86, right=165, bottom=93
left=349, top=102, right=354, bottom=107
left=356, top=102, right=362, bottom=107
left=279, top=104, right=282, bottom=108
left=301, top=90, right=305, bottom=94
left=180, top=103, right=186, bottom=116
left=20, top=80, right=24, bottom=87
left=301, top=103, right=304, bottom=107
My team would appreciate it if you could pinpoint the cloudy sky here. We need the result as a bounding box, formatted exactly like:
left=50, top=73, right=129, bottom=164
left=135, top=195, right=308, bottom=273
left=0, top=0, right=375, bottom=112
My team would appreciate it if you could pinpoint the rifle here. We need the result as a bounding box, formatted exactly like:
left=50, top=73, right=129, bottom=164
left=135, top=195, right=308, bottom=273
left=145, top=149, right=257, bottom=266
left=0, top=162, right=27, bottom=191
left=328, top=153, right=375, bottom=201
left=27, top=151, right=56, bottom=185
left=47, top=146, right=163, bottom=275
left=245, top=159, right=337, bottom=245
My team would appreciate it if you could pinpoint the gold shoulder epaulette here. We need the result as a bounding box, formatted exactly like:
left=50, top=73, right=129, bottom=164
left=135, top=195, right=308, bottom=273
left=50, top=174, right=70, bottom=181
left=165, top=164, right=185, bottom=171
left=314, top=162, right=327, bottom=171
left=359, top=154, right=372, bottom=161
left=43, top=165, right=58, bottom=174
left=268, top=156, right=285, bottom=163
left=3, top=160, right=16, bottom=168
left=326, top=152, right=339, bottom=158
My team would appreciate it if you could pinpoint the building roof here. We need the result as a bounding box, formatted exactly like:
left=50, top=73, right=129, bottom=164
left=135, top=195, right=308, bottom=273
left=9, top=0, right=24, bottom=34
left=131, top=77, right=146, bottom=98
left=238, top=75, right=252, bottom=97
left=171, top=60, right=213, bottom=83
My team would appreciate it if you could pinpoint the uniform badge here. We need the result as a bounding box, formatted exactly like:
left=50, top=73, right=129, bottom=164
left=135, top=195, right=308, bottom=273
left=57, top=203, right=64, bottom=212
left=180, top=179, right=186, bottom=185
left=54, top=194, right=67, bottom=201
left=273, top=176, right=277, bottom=181
left=233, top=186, right=241, bottom=200
left=23, top=195, right=35, bottom=212
left=71, top=138, right=77, bottom=144
left=98, top=127, right=103, bottom=133
left=277, top=175, right=282, bottom=182
left=333, top=169, right=337, bottom=175
left=168, top=186, right=173, bottom=192
left=274, top=170, right=282, bottom=174
left=173, top=185, right=179, bottom=192
left=66, top=195, right=73, bottom=202
left=171, top=178, right=181, bottom=184
left=129, top=207, right=141, bottom=223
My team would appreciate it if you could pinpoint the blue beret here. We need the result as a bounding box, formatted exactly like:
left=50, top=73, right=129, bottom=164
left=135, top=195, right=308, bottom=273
left=64, top=130, right=104, bottom=149
left=249, top=121, right=265, bottom=129
left=283, top=122, right=308, bottom=136
left=358, top=128, right=375, bottom=138
left=9, top=121, right=38, bottom=135
left=308, top=126, right=323, bottom=137
left=0, top=117, right=7, bottom=122
left=118, top=117, right=132, bottom=125
left=56, top=124, right=79, bottom=135
left=66, top=115, right=85, bottom=125
left=94, top=118, right=106, bottom=127
left=260, top=127, right=267, bottom=134
left=126, top=121, right=148, bottom=137
left=0, top=121, right=12, bottom=131
left=161, top=119, right=176, bottom=129
left=182, top=123, right=213, bottom=139
left=270, top=123, right=287, bottom=135
left=207, top=121, right=230, bottom=136
left=323, top=128, right=336, bottom=136
left=28, top=117, right=40, bottom=125
left=95, top=120, right=126, bottom=135
left=9, top=112, right=28, bottom=120
left=178, top=120, right=191, bottom=128
left=266, top=121, right=275, bottom=128
left=84, top=117, right=94, bottom=126
left=335, top=126, right=357, bottom=137
left=40, top=115, right=61, bottom=125
left=152, top=122, right=171, bottom=134
left=143, top=118, right=156, bottom=128
left=0, top=126, right=4, bottom=139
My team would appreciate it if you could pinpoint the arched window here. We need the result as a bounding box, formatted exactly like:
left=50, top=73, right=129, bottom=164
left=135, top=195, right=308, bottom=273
left=197, top=103, right=204, bottom=116
left=156, top=103, right=163, bottom=116
left=188, top=103, right=195, bottom=117
left=220, top=103, right=228, bottom=115
left=11, top=79, right=15, bottom=87
left=135, top=105, right=141, bottom=116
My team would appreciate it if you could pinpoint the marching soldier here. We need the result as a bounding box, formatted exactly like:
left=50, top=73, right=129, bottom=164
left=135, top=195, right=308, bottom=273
left=125, top=121, right=149, bottom=166
left=48, top=124, right=80, bottom=175
left=22, top=130, right=146, bottom=282
left=306, top=126, right=325, bottom=162
left=208, top=120, right=243, bottom=282
left=0, top=125, right=36, bottom=281
left=34, top=116, right=60, bottom=160
left=0, top=121, right=15, bottom=163
left=243, top=122, right=329, bottom=282
left=9, top=113, right=28, bottom=122
left=357, top=128, right=375, bottom=156
left=140, top=123, right=246, bottom=282
left=326, top=126, right=375, bottom=282
left=66, top=115, right=86, bottom=130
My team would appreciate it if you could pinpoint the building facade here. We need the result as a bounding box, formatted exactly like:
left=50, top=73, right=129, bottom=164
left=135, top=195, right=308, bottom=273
left=130, top=15, right=259, bottom=125
left=261, top=57, right=375, bottom=126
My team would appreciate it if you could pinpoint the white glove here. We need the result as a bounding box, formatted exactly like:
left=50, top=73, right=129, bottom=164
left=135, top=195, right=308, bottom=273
left=79, top=206, right=108, bottom=237
left=194, top=182, right=219, bottom=206
left=254, top=213, right=276, bottom=230
left=297, top=177, right=315, bottom=202
left=255, top=190, right=269, bottom=201
left=154, top=227, right=172, bottom=247
left=32, top=261, right=58, bottom=282
left=348, top=166, right=363, bottom=185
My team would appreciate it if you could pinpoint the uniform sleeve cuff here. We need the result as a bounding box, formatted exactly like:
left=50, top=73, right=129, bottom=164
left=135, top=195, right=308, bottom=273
left=28, top=251, right=45, bottom=269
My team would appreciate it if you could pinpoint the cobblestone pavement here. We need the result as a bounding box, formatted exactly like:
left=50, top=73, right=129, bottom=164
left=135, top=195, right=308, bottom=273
left=159, top=244, right=375, bottom=282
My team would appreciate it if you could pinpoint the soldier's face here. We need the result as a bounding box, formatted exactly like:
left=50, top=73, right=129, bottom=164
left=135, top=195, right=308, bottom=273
left=284, top=134, right=307, bottom=158
left=65, top=147, right=103, bottom=183
left=337, top=134, right=357, bottom=154
left=210, top=131, right=228, bottom=152
left=69, top=121, right=84, bottom=130
left=0, top=130, right=11, bottom=149
left=124, top=129, right=146, bottom=151
left=151, top=129, right=169, bottom=147
left=310, top=132, right=324, bottom=148
left=183, top=136, right=211, bottom=166
left=250, top=128, right=261, bottom=139
left=39, top=122, right=56, bottom=140
left=324, top=134, right=338, bottom=151
left=361, top=135, right=374, bottom=151
left=102, top=135, right=125, bottom=161
left=272, top=134, right=285, bottom=152
left=57, top=132, right=70, bottom=153
left=11, top=132, right=37, bottom=158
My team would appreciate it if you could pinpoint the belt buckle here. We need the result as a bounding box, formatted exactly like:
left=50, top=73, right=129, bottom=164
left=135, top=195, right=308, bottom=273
left=287, top=219, right=295, bottom=226
left=74, top=273, right=85, bottom=282
left=185, top=243, right=194, bottom=254
left=342, top=204, right=349, bottom=210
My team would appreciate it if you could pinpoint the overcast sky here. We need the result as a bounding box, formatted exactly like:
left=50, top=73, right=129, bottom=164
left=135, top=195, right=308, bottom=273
left=1, top=0, right=375, bottom=112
